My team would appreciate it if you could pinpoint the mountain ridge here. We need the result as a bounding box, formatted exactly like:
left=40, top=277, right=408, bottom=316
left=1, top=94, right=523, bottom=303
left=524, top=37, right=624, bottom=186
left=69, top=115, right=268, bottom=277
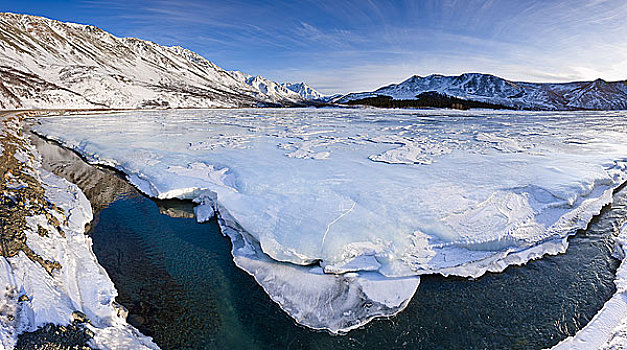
left=227, top=70, right=306, bottom=105
left=3, top=12, right=627, bottom=111
left=0, top=12, right=323, bottom=110
left=280, top=82, right=338, bottom=101
left=337, top=72, right=627, bottom=110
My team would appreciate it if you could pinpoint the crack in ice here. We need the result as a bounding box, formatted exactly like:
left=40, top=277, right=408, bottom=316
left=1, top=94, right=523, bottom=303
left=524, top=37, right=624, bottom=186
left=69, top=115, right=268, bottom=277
left=321, top=201, right=356, bottom=253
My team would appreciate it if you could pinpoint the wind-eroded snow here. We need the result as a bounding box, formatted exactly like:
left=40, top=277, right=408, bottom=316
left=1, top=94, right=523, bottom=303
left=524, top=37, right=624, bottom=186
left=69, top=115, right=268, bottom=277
left=34, top=108, right=627, bottom=333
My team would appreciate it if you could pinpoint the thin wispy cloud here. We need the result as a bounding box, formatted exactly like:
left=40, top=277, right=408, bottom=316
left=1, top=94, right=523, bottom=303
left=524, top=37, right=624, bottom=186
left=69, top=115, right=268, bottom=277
left=1, top=0, right=626, bottom=93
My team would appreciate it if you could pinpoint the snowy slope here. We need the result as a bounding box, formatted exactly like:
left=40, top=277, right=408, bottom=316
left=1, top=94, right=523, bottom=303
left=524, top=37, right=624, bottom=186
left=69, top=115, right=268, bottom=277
left=0, top=12, right=319, bottom=110
left=337, top=73, right=627, bottom=110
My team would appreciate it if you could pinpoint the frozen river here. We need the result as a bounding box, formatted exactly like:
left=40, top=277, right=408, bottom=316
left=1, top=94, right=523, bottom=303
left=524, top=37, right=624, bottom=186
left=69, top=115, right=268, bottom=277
left=33, top=108, right=627, bottom=333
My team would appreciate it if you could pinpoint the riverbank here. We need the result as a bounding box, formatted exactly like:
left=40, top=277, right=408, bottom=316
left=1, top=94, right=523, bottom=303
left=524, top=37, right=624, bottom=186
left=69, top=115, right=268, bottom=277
left=0, top=112, right=157, bottom=350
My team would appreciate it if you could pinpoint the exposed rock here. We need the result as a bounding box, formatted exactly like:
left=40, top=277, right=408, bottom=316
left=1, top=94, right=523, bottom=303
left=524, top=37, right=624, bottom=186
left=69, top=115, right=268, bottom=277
left=0, top=113, right=64, bottom=275
left=14, top=323, right=93, bottom=350
left=71, top=311, right=88, bottom=324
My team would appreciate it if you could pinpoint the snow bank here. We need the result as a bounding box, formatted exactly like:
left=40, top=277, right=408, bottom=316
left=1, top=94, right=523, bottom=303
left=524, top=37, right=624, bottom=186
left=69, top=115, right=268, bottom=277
left=33, top=108, right=627, bottom=333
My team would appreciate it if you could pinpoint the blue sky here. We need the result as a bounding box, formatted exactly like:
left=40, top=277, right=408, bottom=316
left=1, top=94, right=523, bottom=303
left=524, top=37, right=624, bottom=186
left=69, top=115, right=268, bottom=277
left=2, top=0, right=627, bottom=94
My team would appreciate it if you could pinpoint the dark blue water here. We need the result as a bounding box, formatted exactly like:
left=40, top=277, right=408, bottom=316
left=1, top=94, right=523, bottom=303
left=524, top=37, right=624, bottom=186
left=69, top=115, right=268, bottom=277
left=33, top=134, right=626, bottom=350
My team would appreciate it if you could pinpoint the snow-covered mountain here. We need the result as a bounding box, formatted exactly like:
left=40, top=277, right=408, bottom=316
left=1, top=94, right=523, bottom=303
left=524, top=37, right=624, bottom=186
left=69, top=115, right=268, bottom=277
left=227, top=71, right=306, bottom=105
left=4, top=12, right=625, bottom=111
left=280, top=81, right=334, bottom=102
left=0, top=12, right=320, bottom=110
left=337, top=73, right=627, bottom=110
left=282, top=82, right=343, bottom=103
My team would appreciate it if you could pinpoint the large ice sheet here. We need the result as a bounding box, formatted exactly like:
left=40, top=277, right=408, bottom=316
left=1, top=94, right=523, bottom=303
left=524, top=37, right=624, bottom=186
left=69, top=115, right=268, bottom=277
left=33, top=108, right=627, bottom=332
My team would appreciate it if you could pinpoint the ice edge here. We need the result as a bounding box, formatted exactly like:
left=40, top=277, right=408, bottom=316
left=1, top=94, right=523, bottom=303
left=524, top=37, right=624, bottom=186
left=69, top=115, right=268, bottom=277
left=31, top=129, right=421, bottom=334
left=550, top=222, right=627, bottom=350
left=31, top=128, right=627, bottom=335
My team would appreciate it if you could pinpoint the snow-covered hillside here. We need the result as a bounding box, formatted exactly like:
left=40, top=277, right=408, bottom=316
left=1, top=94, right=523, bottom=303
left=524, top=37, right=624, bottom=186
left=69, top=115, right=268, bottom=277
left=0, top=12, right=323, bottom=110
left=337, top=73, right=627, bottom=110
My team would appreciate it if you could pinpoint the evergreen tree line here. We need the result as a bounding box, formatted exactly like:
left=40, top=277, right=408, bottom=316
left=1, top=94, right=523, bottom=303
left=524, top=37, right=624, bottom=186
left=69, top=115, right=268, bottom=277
left=346, top=92, right=512, bottom=110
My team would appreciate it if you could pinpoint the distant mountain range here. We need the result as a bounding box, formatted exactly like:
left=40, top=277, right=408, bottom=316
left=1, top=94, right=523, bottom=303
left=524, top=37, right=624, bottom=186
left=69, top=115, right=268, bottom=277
left=2, top=12, right=627, bottom=111
left=227, top=70, right=334, bottom=104
left=336, top=73, right=627, bottom=110
left=0, top=12, right=328, bottom=110
left=281, top=82, right=341, bottom=102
